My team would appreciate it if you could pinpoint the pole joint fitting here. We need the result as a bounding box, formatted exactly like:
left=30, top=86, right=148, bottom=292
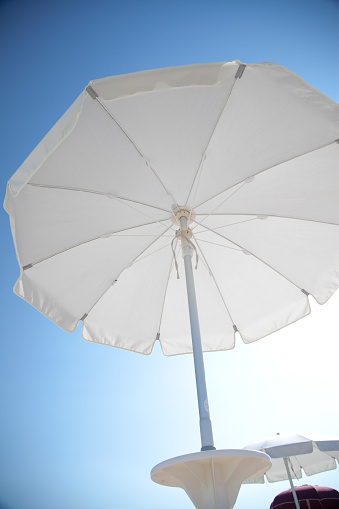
left=176, top=227, right=193, bottom=246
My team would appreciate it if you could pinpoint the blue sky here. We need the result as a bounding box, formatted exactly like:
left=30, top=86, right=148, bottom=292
left=1, top=0, right=339, bottom=508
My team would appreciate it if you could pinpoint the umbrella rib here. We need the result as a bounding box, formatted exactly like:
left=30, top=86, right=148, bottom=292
left=194, top=219, right=307, bottom=293
left=193, top=235, right=238, bottom=327
left=84, top=224, right=174, bottom=323
left=192, top=217, right=258, bottom=234
left=192, top=182, right=247, bottom=228
left=22, top=221, right=168, bottom=269
left=184, top=68, right=242, bottom=212
left=26, top=183, right=170, bottom=213
left=157, top=239, right=179, bottom=337
left=101, top=190, right=173, bottom=230
left=132, top=240, right=173, bottom=264
left=194, top=238, right=243, bottom=251
left=193, top=138, right=338, bottom=211
left=92, top=95, right=177, bottom=206
left=194, top=212, right=339, bottom=227
left=289, top=457, right=302, bottom=479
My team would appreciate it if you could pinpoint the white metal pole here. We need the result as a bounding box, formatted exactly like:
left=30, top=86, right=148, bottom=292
left=179, top=215, right=215, bottom=451
left=283, top=457, right=301, bottom=509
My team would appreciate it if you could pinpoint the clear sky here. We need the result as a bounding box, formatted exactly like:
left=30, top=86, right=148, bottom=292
left=1, top=0, right=338, bottom=508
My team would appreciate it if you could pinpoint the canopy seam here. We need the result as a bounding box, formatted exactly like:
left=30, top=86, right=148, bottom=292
left=22, top=221, right=169, bottom=269
left=194, top=139, right=338, bottom=211
left=194, top=219, right=306, bottom=293
left=185, top=65, right=244, bottom=213
left=157, top=239, right=180, bottom=337
left=81, top=224, right=173, bottom=323
left=93, top=95, right=178, bottom=207
left=193, top=234, right=237, bottom=327
left=26, top=183, right=170, bottom=213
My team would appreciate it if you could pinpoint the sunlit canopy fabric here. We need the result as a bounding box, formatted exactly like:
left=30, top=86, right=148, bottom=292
left=244, top=433, right=339, bottom=483
left=4, top=61, right=339, bottom=355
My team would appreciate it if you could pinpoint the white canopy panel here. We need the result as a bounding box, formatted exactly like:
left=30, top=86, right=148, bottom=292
left=5, top=61, right=339, bottom=354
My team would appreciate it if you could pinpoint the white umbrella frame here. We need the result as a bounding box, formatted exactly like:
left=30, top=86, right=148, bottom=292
left=243, top=433, right=339, bottom=509
left=4, top=61, right=339, bottom=507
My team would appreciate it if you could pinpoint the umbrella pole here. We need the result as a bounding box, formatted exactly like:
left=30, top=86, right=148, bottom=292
left=180, top=215, right=215, bottom=451
left=283, top=457, right=301, bottom=509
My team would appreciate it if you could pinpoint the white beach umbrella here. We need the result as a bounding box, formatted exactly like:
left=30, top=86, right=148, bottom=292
left=4, top=61, right=339, bottom=508
left=243, top=433, right=339, bottom=509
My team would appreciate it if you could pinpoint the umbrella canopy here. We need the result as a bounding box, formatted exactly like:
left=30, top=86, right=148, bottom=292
left=243, top=433, right=339, bottom=483
left=4, top=61, right=339, bottom=356
left=244, top=433, right=339, bottom=509
left=270, top=485, right=339, bottom=509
